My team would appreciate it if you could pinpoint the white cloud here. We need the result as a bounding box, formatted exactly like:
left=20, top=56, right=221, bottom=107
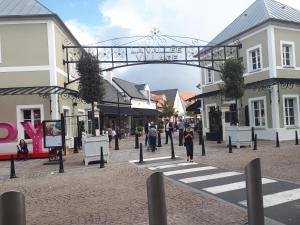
left=65, top=0, right=300, bottom=91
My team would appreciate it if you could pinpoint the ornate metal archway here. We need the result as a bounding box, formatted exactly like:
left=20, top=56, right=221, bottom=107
left=63, top=28, right=242, bottom=87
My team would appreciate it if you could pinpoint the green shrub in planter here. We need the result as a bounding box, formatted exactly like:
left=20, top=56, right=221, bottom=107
left=158, top=123, right=164, bottom=133
left=136, top=126, right=144, bottom=136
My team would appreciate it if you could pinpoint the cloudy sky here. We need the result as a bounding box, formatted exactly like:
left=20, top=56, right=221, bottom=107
left=40, top=0, right=300, bottom=92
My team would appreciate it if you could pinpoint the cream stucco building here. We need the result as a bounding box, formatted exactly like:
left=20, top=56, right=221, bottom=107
left=0, top=0, right=86, bottom=151
left=197, top=0, right=300, bottom=140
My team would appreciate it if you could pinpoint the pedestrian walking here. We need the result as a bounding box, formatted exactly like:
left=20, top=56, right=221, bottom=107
left=177, top=119, right=185, bottom=146
left=164, top=119, right=173, bottom=144
left=148, top=123, right=157, bottom=152
left=184, top=125, right=194, bottom=162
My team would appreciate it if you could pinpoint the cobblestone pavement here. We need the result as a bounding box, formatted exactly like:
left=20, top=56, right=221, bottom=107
left=0, top=133, right=299, bottom=225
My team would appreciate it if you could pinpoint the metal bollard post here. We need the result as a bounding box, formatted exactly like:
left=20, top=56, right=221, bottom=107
left=245, top=158, right=265, bottom=225
left=228, top=136, right=232, bottom=153
left=73, top=137, right=79, bottom=154
left=276, top=132, right=280, bottom=148
left=139, top=143, right=144, bottom=163
left=295, top=131, right=299, bottom=145
left=253, top=134, right=257, bottom=150
left=59, top=150, right=64, bottom=173
left=10, top=155, right=17, bottom=179
left=170, top=134, right=175, bottom=159
left=147, top=172, right=167, bottom=225
left=0, top=191, right=26, bottom=225
left=100, top=146, right=105, bottom=168
left=135, top=133, right=139, bottom=149
left=115, top=135, right=119, bottom=150
left=157, top=132, right=162, bottom=147
left=198, top=131, right=203, bottom=145
left=251, top=127, right=254, bottom=141
left=201, top=136, right=206, bottom=156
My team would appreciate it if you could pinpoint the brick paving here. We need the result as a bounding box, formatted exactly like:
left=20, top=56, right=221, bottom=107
left=0, top=133, right=299, bottom=225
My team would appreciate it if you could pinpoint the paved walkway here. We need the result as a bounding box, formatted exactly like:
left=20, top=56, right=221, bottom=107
left=0, top=134, right=299, bottom=225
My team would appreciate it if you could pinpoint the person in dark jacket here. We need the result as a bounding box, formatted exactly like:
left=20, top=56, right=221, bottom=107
left=17, top=139, right=29, bottom=160
left=184, top=126, right=194, bottom=162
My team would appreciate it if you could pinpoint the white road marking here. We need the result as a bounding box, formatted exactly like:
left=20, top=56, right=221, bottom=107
left=148, top=162, right=197, bottom=170
left=129, top=155, right=179, bottom=163
left=203, top=178, right=277, bottom=194
left=179, top=172, right=242, bottom=184
left=239, top=188, right=300, bottom=208
left=163, top=166, right=217, bottom=176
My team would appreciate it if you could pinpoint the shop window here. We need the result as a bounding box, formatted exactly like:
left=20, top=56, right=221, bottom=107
left=22, top=109, right=41, bottom=139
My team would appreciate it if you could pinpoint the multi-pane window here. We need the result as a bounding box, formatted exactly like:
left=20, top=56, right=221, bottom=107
left=284, top=98, right=296, bottom=126
left=249, top=48, right=261, bottom=71
left=22, top=109, right=41, bottom=139
left=251, top=100, right=265, bottom=127
left=282, top=44, right=293, bottom=67
left=206, top=67, right=213, bottom=84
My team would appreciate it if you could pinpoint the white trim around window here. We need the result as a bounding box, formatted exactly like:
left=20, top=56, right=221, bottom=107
left=0, top=36, right=2, bottom=63
left=248, top=96, right=267, bottom=129
left=205, top=103, right=217, bottom=128
left=280, top=40, right=296, bottom=68
left=204, top=64, right=214, bottom=85
left=62, top=106, right=72, bottom=138
left=246, top=44, right=263, bottom=73
left=16, top=104, right=44, bottom=140
left=282, top=94, right=300, bottom=128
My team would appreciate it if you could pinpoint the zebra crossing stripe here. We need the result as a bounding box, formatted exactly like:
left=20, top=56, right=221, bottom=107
left=179, top=171, right=242, bottom=184
left=203, top=178, right=277, bottom=194
left=129, top=155, right=178, bottom=163
left=163, top=166, right=217, bottom=176
left=239, top=188, right=300, bottom=208
left=148, top=162, right=197, bottom=170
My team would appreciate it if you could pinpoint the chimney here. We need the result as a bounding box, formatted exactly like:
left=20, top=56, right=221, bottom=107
left=106, top=70, right=112, bottom=83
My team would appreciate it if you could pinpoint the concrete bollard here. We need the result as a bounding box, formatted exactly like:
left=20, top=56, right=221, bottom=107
left=115, top=135, right=119, bottom=150
left=135, top=133, right=139, bottom=149
left=59, top=150, right=64, bottom=173
left=170, top=134, right=175, bottom=159
left=147, top=172, right=167, bottom=225
left=295, top=131, right=299, bottom=145
left=253, top=134, right=257, bottom=150
left=139, top=143, right=144, bottom=163
left=228, top=136, right=232, bottom=153
left=157, top=132, right=162, bottom=147
left=0, top=191, right=26, bottom=225
left=245, top=158, right=265, bottom=225
left=276, top=132, right=280, bottom=148
left=10, top=155, right=17, bottom=179
left=201, top=136, right=206, bottom=156
left=100, top=146, right=105, bottom=168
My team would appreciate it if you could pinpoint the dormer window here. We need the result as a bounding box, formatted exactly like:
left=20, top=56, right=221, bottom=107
left=247, top=45, right=262, bottom=72
left=281, top=41, right=295, bottom=67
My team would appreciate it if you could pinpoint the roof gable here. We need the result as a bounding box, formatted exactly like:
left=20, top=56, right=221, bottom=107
left=210, top=0, right=300, bottom=45
left=152, top=89, right=178, bottom=104
left=113, top=77, right=148, bottom=100
left=0, top=0, right=54, bottom=17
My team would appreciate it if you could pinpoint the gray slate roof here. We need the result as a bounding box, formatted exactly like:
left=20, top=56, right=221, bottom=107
left=102, top=80, right=130, bottom=104
left=0, top=0, right=54, bottom=17
left=113, top=77, right=148, bottom=100
left=152, top=89, right=178, bottom=105
left=210, top=0, right=300, bottom=45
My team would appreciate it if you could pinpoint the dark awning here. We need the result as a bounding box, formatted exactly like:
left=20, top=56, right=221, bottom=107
left=186, top=100, right=201, bottom=112
left=99, top=105, right=161, bottom=116
left=0, top=86, right=79, bottom=96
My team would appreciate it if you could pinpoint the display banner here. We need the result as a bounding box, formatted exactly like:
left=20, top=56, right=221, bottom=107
left=43, top=120, right=63, bottom=148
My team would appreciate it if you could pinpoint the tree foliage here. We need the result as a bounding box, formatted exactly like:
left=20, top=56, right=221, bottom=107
left=77, top=51, right=105, bottom=103
left=220, top=58, right=245, bottom=124
left=220, top=58, right=245, bottom=100
left=77, top=51, right=105, bottom=135
left=161, top=99, right=175, bottom=118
